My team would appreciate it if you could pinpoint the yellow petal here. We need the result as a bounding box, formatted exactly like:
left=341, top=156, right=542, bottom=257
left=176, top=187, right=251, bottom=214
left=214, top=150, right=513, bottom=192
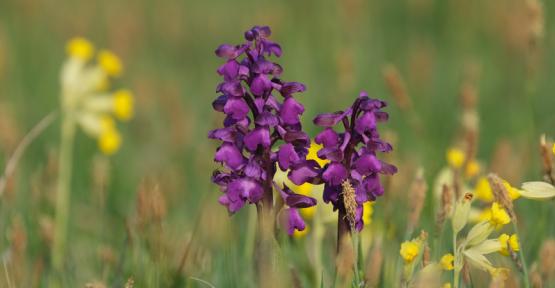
left=98, top=127, right=121, bottom=155
left=113, top=89, right=134, bottom=121
left=446, top=148, right=465, bottom=169
left=67, top=37, right=94, bottom=61
left=98, top=50, right=123, bottom=77
left=440, top=253, right=454, bottom=270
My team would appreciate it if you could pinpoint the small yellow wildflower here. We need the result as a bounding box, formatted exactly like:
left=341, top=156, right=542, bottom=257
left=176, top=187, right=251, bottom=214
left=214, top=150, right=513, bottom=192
left=552, top=143, right=555, bottom=156
left=293, top=226, right=309, bottom=238
left=98, top=127, right=121, bottom=155
left=498, top=234, right=519, bottom=256
left=66, top=37, right=94, bottom=61
left=400, top=241, right=420, bottom=263
left=440, top=253, right=454, bottom=270
left=474, top=177, right=520, bottom=202
left=465, top=159, right=480, bottom=178
left=442, top=283, right=452, bottom=288
left=362, top=201, right=374, bottom=225
left=307, top=142, right=329, bottom=167
left=98, top=50, right=123, bottom=77
left=488, top=202, right=510, bottom=229
left=113, top=90, right=134, bottom=121
left=446, top=148, right=465, bottom=168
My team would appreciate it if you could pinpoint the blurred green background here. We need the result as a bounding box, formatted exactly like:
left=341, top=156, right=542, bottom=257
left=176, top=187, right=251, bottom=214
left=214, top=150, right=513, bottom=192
left=0, top=0, right=554, bottom=286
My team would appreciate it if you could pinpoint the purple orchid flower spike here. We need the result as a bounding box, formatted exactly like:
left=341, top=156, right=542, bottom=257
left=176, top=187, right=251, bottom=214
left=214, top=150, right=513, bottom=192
left=313, top=91, right=397, bottom=232
left=209, top=26, right=316, bottom=235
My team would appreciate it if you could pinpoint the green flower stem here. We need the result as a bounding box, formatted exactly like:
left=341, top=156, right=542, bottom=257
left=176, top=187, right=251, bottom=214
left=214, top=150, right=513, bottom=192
left=453, top=232, right=460, bottom=288
left=52, top=112, right=76, bottom=272
left=512, top=222, right=530, bottom=288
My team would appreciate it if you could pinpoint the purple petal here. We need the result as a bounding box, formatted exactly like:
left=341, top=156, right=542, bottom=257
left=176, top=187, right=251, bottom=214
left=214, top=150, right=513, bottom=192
left=243, top=127, right=271, bottom=151
left=218, top=193, right=245, bottom=213
left=322, top=163, right=347, bottom=186
left=208, top=127, right=236, bottom=142
left=245, top=160, right=264, bottom=180
left=277, top=143, right=300, bottom=170
left=217, top=60, right=240, bottom=81
left=287, top=208, right=305, bottom=235
left=323, top=184, right=340, bottom=205
left=223, top=97, right=249, bottom=120
left=250, top=74, right=272, bottom=96
left=228, top=178, right=264, bottom=203
left=315, top=128, right=339, bottom=148
left=354, top=111, right=376, bottom=134
left=353, top=153, right=382, bottom=175
left=288, top=160, right=320, bottom=185
left=214, top=143, right=246, bottom=171
left=380, top=161, right=398, bottom=175
left=360, top=98, right=387, bottom=111
left=283, top=130, right=309, bottom=145
left=252, top=59, right=275, bottom=74
left=212, top=95, right=228, bottom=112
left=278, top=184, right=317, bottom=208
left=317, top=147, right=344, bottom=162
left=313, top=111, right=346, bottom=127
left=215, top=44, right=236, bottom=58
left=217, top=81, right=244, bottom=97
left=280, top=82, right=306, bottom=96
left=255, top=111, right=279, bottom=127
left=280, top=97, right=305, bottom=125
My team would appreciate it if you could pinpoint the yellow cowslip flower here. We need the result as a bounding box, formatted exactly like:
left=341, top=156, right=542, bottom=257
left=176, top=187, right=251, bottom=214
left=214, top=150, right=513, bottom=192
left=98, top=50, right=123, bottom=77
left=552, top=143, right=555, bottom=156
left=400, top=241, right=420, bottom=263
left=66, top=37, right=94, bottom=61
left=488, top=202, right=510, bottom=229
left=362, top=201, right=373, bottom=225
left=440, top=253, right=454, bottom=270
left=474, top=177, right=520, bottom=202
left=446, top=148, right=465, bottom=169
left=62, top=37, right=132, bottom=155
left=442, top=283, right=452, bottom=288
left=293, top=225, right=309, bottom=238
left=98, top=127, right=121, bottom=155
left=498, top=234, right=519, bottom=256
left=113, top=90, right=134, bottom=121
left=307, top=142, right=329, bottom=168
left=465, top=159, right=480, bottom=178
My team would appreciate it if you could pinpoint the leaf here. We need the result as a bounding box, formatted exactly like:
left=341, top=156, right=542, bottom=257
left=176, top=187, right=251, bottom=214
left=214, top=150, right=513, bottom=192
left=520, top=181, right=555, bottom=199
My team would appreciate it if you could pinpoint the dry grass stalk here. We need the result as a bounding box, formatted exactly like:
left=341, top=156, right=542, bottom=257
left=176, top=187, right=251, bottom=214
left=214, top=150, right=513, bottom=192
left=435, top=184, right=453, bottom=234
left=383, top=65, right=411, bottom=111
left=421, top=245, right=431, bottom=267
left=136, top=179, right=167, bottom=228
left=124, top=277, right=134, bottom=288
left=408, top=168, right=427, bottom=232
left=365, top=238, right=383, bottom=287
left=539, top=134, right=554, bottom=184
left=539, top=239, right=555, bottom=279
left=487, top=174, right=516, bottom=222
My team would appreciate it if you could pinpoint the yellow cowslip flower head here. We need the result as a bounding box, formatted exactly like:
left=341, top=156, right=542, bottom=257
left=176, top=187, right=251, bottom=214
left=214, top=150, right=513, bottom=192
left=98, top=50, right=123, bottom=77
left=98, top=126, right=122, bottom=155
left=552, top=143, right=555, bottom=156
left=113, top=89, right=134, bottom=121
left=400, top=241, right=420, bottom=263
left=66, top=37, right=94, bottom=61
left=362, top=201, right=374, bottom=225
left=465, top=159, right=480, bottom=178
left=62, top=37, right=131, bottom=155
left=446, top=148, right=465, bottom=169
left=307, top=142, right=330, bottom=168
left=488, top=202, right=510, bottom=229
left=474, top=177, right=520, bottom=202
left=442, top=283, right=452, bottom=288
left=440, top=253, right=454, bottom=270
left=498, top=234, right=519, bottom=256
left=293, top=225, right=309, bottom=238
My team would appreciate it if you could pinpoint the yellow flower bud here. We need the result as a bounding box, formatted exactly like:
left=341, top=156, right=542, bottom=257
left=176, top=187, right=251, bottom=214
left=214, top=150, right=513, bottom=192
left=67, top=37, right=94, bottom=61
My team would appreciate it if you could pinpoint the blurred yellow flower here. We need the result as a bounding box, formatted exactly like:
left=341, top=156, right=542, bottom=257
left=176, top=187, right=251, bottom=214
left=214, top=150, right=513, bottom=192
left=307, top=142, right=329, bottom=167
left=98, top=50, right=123, bottom=77
left=465, top=159, right=480, bottom=178
left=498, top=234, right=519, bottom=256
left=400, top=241, right=420, bottom=263
left=113, top=90, right=134, bottom=121
left=446, top=148, right=465, bottom=168
left=440, top=253, right=454, bottom=270
left=66, top=37, right=94, bottom=61
left=552, top=143, right=555, bottom=156
left=62, top=37, right=132, bottom=155
left=474, top=177, right=520, bottom=202
left=293, top=225, right=309, bottom=238
left=488, top=202, right=510, bottom=229
left=362, top=201, right=373, bottom=225
left=442, top=283, right=452, bottom=288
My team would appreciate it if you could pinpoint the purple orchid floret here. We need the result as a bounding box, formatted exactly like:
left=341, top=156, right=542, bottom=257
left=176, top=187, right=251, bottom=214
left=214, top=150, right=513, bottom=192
left=209, top=26, right=316, bottom=235
left=313, top=91, right=397, bottom=231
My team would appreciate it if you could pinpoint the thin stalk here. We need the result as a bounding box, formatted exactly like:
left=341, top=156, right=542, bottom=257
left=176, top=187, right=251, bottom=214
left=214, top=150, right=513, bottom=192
left=453, top=232, right=460, bottom=288
left=512, top=222, right=530, bottom=288
left=52, top=112, right=76, bottom=272
left=351, top=229, right=361, bottom=287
